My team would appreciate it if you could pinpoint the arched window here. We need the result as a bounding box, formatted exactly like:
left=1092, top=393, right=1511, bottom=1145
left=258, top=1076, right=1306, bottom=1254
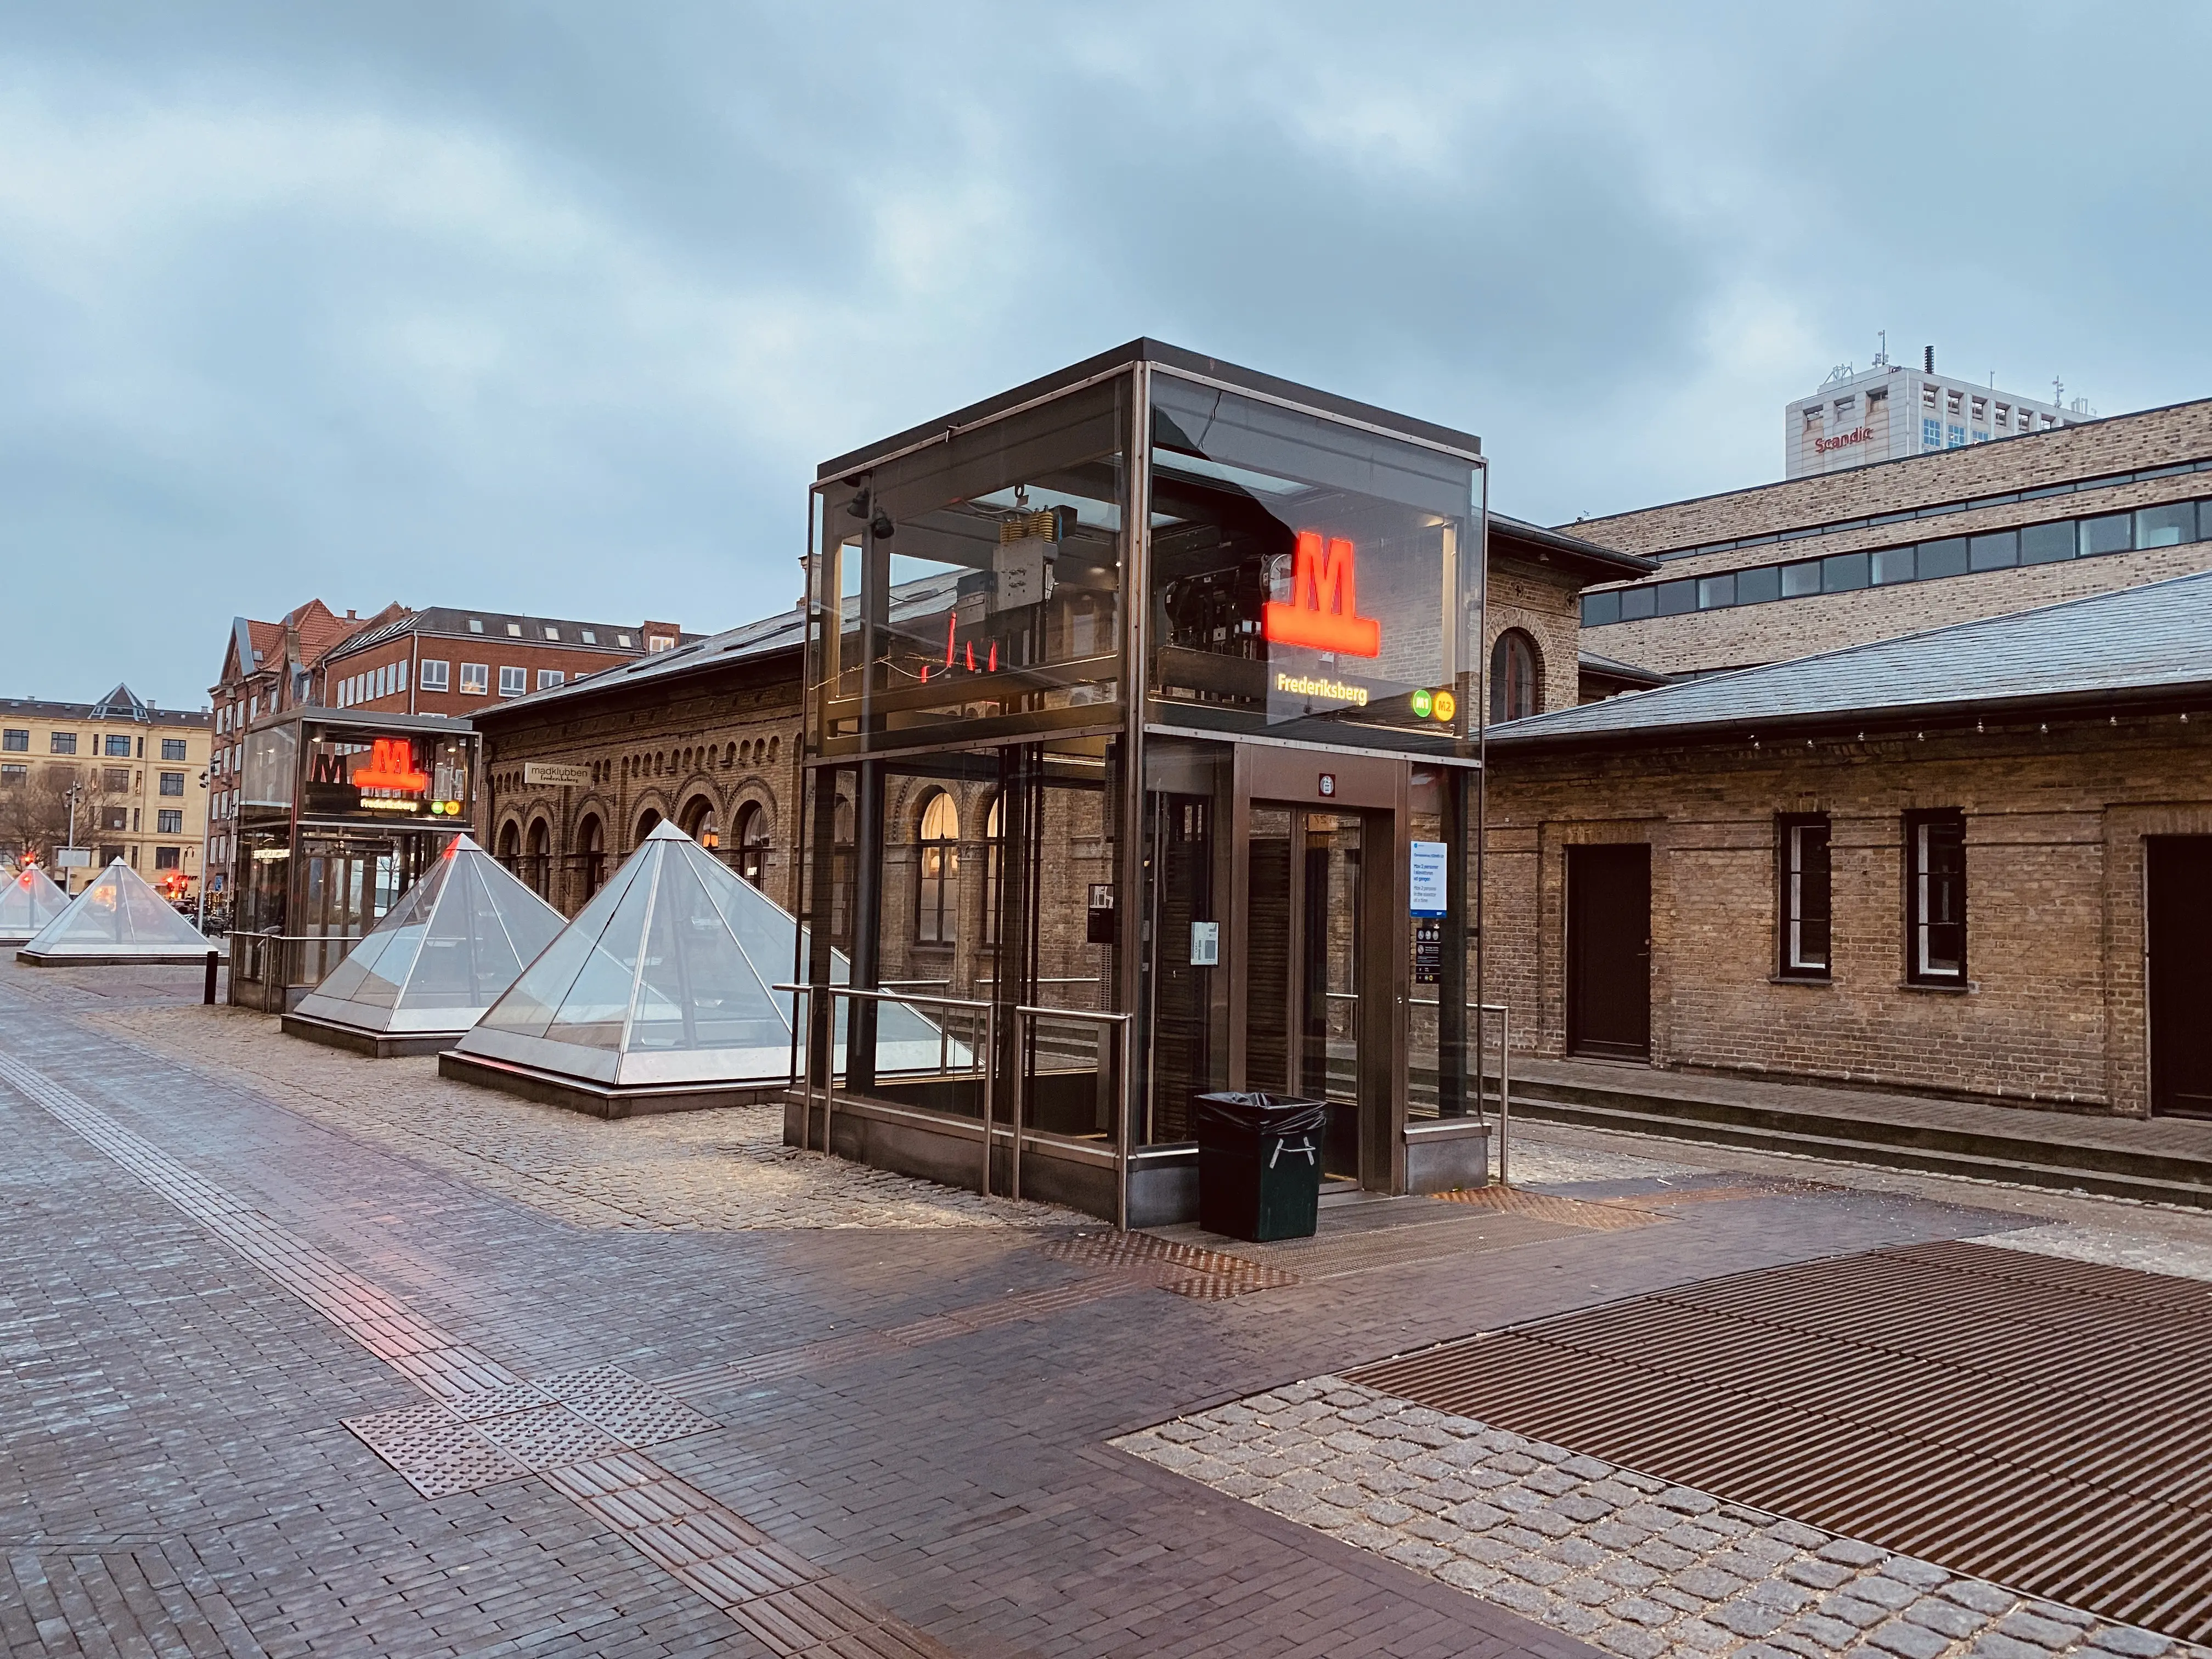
left=1491, top=629, right=1542, bottom=724
left=496, top=820, right=522, bottom=876
left=525, top=819, right=550, bottom=898
left=982, top=794, right=1003, bottom=949
left=916, top=790, right=959, bottom=944
left=829, top=793, right=854, bottom=945
left=577, top=814, right=605, bottom=901
left=636, top=806, right=662, bottom=843
left=733, top=802, right=769, bottom=889
left=681, top=795, right=718, bottom=852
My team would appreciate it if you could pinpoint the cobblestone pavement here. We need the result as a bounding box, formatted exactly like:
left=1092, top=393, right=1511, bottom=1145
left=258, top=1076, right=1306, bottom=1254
left=84, top=1003, right=1064, bottom=1232
left=10, top=962, right=2212, bottom=1657
left=1115, top=1380, right=2207, bottom=1659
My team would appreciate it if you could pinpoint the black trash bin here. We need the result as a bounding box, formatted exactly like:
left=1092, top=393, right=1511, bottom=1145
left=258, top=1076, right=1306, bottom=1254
left=1194, top=1092, right=1327, bottom=1242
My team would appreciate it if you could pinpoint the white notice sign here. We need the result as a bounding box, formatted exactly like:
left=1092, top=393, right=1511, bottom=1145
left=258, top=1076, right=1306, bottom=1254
left=1409, top=839, right=1448, bottom=917
left=524, top=762, right=594, bottom=788
left=1190, top=920, right=1220, bottom=966
left=55, top=847, right=91, bottom=868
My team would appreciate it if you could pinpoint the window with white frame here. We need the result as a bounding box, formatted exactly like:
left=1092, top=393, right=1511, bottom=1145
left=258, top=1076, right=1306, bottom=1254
left=1905, top=810, right=1966, bottom=984
left=1776, top=815, right=1831, bottom=979
left=460, top=663, right=489, bottom=696
left=498, top=666, right=526, bottom=696
left=537, top=669, right=564, bottom=690
left=420, top=659, right=450, bottom=691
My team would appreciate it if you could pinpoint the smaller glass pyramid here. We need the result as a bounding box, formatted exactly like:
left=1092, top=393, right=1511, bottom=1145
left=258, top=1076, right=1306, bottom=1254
left=0, top=865, right=69, bottom=945
left=290, top=834, right=566, bottom=1039
left=18, top=858, right=217, bottom=963
left=453, top=820, right=954, bottom=1094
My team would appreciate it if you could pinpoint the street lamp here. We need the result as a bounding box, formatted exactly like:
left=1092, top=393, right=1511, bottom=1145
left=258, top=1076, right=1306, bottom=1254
left=195, top=766, right=212, bottom=932
left=62, top=779, right=82, bottom=893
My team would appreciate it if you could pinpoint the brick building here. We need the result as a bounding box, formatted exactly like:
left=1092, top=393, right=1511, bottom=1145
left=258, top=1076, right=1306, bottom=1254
left=1483, top=570, right=2212, bottom=1120
left=1572, top=397, right=2212, bottom=676
left=0, top=685, right=212, bottom=896
left=467, top=515, right=1649, bottom=940
left=318, top=608, right=686, bottom=718
left=206, top=600, right=391, bottom=899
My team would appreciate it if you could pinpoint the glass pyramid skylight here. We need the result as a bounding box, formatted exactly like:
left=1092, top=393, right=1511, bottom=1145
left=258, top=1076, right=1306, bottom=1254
left=0, top=865, right=69, bottom=945
left=453, top=820, right=952, bottom=1092
left=291, top=834, right=565, bottom=1038
left=18, top=858, right=216, bottom=963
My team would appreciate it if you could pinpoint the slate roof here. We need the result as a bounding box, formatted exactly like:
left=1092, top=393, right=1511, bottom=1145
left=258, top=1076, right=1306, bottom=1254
left=1489, top=567, right=2212, bottom=748
left=326, top=607, right=690, bottom=661
left=471, top=573, right=961, bottom=723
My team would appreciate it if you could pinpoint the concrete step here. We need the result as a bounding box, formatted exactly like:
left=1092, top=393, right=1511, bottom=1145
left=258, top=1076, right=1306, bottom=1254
left=1506, top=1079, right=2212, bottom=1211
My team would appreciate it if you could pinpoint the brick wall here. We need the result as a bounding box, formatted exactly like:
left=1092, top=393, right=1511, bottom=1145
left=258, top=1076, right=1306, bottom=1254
left=1594, top=539, right=2212, bottom=675
left=1572, top=399, right=2212, bottom=557
left=481, top=663, right=805, bottom=917
left=1486, top=557, right=1582, bottom=719
left=1483, top=712, right=2212, bottom=1116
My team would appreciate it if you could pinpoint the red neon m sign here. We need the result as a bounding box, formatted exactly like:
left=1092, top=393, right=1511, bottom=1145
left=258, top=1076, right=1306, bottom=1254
left=1262, top=531, right=1381, bottom=657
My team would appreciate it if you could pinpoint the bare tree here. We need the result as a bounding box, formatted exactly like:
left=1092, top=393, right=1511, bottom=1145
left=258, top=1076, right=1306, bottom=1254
left=0, top=766, right=114, bottom=867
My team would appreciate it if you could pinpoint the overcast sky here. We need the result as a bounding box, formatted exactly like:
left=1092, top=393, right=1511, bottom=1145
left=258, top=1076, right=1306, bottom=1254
left=6, top=3, right=2209, bottom=709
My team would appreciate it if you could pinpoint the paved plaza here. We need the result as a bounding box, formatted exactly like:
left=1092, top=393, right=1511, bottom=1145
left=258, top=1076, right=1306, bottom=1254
left=5, top=962, right=2211, bottom=1657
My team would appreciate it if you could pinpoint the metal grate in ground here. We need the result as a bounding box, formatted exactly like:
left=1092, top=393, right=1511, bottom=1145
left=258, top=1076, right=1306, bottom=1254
left=1152, top=1198, right=1594, bottom=1283
left=1428, top=1186, right=1661, bottom=1229
left=1350, top=1238, right=2212, bottom=1643
left=1035, top=1228, right=1304, bottom=1297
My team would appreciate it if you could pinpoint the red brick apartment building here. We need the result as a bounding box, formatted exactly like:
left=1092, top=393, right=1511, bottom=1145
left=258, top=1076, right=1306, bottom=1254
left=204, top=602, right=684, bottom=899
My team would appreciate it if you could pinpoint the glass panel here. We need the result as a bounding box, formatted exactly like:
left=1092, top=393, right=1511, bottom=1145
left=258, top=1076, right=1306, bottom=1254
left=1654, top=579, right=1695, bottom=615
left=1736, top=565, right=1781, bottom=605
left=1870, top=546, right=1916, bottom=585
left=1915, top=537, right=1967, bottom=579
left=1968, top=530, right=2018, bottom=571
left=1147, top=375, right=1477, bottom=755
left=241, top=723, right=297, bottom=812
left=1618, top=585, right=1657, bottom=620
left=808, top=378, right=1127, bottom=758
left=2135, top=501, right=2194, bottom=549
left=1582, top=590, right=1622, bottom=626
left=1780, top=561, right=1821, bottom=597
left=1821, top=551, right=1869, bottom=592
left=2080, top=513, right=2131, bottom=557
left=1697, top=573, right=1735, bottom=609
left=2019, top=521, right=2074, bottom=565
left=1301, top=811, right=1362, bottom=1178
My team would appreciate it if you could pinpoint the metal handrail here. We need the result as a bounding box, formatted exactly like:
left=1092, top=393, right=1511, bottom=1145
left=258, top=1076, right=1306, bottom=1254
left=1012, top=1002, right=1136, bottom=1228
left=774, top=983, right=996, bottom=1195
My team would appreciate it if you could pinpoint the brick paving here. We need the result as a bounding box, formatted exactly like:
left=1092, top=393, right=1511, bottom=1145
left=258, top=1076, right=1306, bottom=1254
left=1114, top=1379, right=2207, bottom=1659
left=7, top=960, right=2210, bottom=1656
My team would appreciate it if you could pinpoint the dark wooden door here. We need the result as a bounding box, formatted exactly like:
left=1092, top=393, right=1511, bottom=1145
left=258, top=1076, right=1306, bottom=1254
left=1567, top=844, right=1651, bottom=1061
left=2148, top=837, right=2212, bottom=1119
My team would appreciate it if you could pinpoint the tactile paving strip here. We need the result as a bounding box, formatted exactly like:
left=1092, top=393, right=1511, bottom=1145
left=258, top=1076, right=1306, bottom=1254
left=0, top=1051, right=953, bottom=1651
left=537, top=1364, right=719, bottom=1445
left=342, top=1401, right=531, bottom=1499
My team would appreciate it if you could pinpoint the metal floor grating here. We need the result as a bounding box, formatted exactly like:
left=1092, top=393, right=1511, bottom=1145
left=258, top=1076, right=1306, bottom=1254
left=1428, top=1186, right=1662, bottom=1229
left=1350, top=1239, right=2212, bottom=1643
left=1151, top=1198, right=1593, bottom=1282
left=1035, top=1228, right=1302, bottom=1297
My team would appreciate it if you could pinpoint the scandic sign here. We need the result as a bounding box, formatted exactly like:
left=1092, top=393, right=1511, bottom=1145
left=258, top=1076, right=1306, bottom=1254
left=1814, top=425, right=1875, bottom=454
left=1261, top=532, right=1382, bottom=656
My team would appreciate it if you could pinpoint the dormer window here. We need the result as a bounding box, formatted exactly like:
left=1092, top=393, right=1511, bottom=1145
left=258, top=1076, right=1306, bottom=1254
left=468, top=619, right=484, bottom=633
left=505, top=622, right=523, bottom=637
left=616, top=633, right=633, bottom=647
left=544, top=627, right=559, bottom=641
left=581, top=629, right=597, bottom=644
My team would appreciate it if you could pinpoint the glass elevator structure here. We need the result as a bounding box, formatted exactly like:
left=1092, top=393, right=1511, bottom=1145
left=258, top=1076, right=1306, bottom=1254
left=789, top=342, right=1488, bottom=1224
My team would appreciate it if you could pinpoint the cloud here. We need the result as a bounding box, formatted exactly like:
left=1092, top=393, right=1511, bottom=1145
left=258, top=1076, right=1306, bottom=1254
left=1, top=2, right=2209, bottom=706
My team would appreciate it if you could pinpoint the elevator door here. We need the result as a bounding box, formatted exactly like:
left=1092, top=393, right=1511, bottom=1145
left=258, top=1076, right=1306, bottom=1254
left=1244, top=806, right=1367, bottom=1182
